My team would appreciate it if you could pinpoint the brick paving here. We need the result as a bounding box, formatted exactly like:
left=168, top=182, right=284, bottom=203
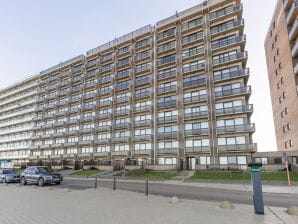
left=0, top=183, right=297, bottom=224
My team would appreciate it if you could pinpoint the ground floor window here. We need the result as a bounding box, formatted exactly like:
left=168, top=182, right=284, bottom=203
left=158, top=157, right=177, bottom=165
left=199, top=156, right=210, bottom=165
left=254, top=157, right=268, bottom=165
left=67, top=148, right=78, bottom=154
left=219, top=156, right=247, bottom=165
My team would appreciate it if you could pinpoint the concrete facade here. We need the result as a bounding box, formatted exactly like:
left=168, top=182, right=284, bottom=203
left=0, top=0, right=256, bottom=170
left=265, top=0, right=298, bottom=152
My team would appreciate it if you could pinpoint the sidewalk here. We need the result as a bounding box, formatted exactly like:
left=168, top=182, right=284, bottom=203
left=0, top=184, right=297, bottom=224
left=64, top=176, right=298, bottom=195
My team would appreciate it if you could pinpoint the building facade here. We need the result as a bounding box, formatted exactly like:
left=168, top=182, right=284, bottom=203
left=265, top=0, right=298, bottom=152
left=0, top=0, right=256, bottom=170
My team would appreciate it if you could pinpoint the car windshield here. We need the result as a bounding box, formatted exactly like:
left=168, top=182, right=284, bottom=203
left=37, top=167, right=51, bottom=173
left=2, top=170, right=15, bottom=174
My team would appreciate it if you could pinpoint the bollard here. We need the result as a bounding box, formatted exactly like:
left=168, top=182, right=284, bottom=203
left=145, top=178, right=149, bottom=196
left=113, top=178, right=116, bottom=191
left=94, top=176, right=98, bottom=189
left=248, top=162, right=264, bottom=215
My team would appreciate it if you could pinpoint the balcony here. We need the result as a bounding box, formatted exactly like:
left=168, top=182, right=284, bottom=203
left=157, top=131, right=179, bottom=139
left=214, top=86, right=251, bottom=98
left=133, top=134, right=152, bottom=141
left=182, top=32, right=203, bottom=46
left=83, top=93, right=96, bottom=100
left=217, top=143, right=256, bottom=152
left=287, top=0, right=298, bottom=25
left=97, top=125, right=111, bottom=132
left=115, top=70, right=131, bottom=80
left=132, top=150, right=150, bottom=155
left=85, top=59, right=97, bottom=68
left=289, top=19, right=298, bottom=41
left=78, top=140, right=93, bottom=146
left=114, top=96, right=130, bottom=104
left=134, top=51, right=151, bottom=62
left=114, top=109, right=130, bottom=116
left=184, top=94, right=207, bottom=104
left=157, top=115, right=178, bottom=124
left=182, top=63, right=205, bottom=73
left=133, top=105, right=151, bottom=113
left=181, top=18, right=203, bottom=32
left=94, top=139, right=110, bottom=144
left=184, top=111, right=208, bottom=120
left=135, top=77, right=151, bottom=86
left=157, top=100, right=177, bottom=108
left=96, top=113, right=111, bottom=120
left=114, top=123, right=130, bottom=129
left=157, top=55, right=176, bottom=67
left=157, top=69, right=177, bottom=80
left=84, top=70, right=97, bottom=79
left=183, top=78, right=206, bottom=88
left=157, top=85, right=177, bottom=94
left=135, top=38, right=151, bottom=50
left=98, top=76, right=112, bottom=84
left=215, top=104, right=253, bottom=116
left=214, top=68, right=249, bottom=82
left=292, top=41, right=298, bottom=57
left=156, top=28, right=176, bottom=42
left=69, top=97, right=81, bottom=103
left=53, top=132, right=64, bottom=138
left=70, top=76, right=82, bottom=83
left=211, top=36, right=246, bottom=51
left=98, top=100, right=112, bottom=107
left=157, top=148, right=179, bottom=154
left=210, top=19, right=244, bottom=36
left=116, top=47, right=131, bottom=57
left=51, top=143, right=64, bottom=148
left=184, top=128, right=209, bottom=137
left=213, top=52, right=247, bottom=66
left=112, top=136, right=130, bottom=143
left=79, top=128, right=94, bottom=134
left=284, top=0, right=293, bottom=10
left=93, top=152, right=110, bottom=157
left=209, top=4, right=242, bottom=21
left=111, top=150, right=129, bottom=156
left=133, top=120, right=151, bottom=127
left=135, top=63, right=152, bottom=74
left=216, top=123, right=255, bottom=134
left=185, top=146, right=211, bottom=153
left=182, top=46, right=204, bottom=59
left=115, top=83, right=130, bottom=92
left=82, top=104, right=95, bottom=111
left=157, top=41, right=176, bottom=54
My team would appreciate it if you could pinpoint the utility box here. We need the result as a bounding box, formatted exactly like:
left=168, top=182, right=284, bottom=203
left=248, top=162, right=264, bottom=215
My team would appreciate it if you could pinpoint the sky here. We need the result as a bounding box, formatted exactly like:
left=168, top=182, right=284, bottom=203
left=0, top=0, right=277, bottom=152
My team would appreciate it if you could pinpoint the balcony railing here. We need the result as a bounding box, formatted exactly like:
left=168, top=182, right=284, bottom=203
left=157, top=56, right=176, bottom=66
left=98, top=76, right=112, bottom=84
left=184, top=94, right=207, bottom=104
left=134, top=91, right=151, bottom=99
left=157, top=41, right=176, bottom=53
left=157, top=115, right=178, bottom=124
left=98, top=101, right=112, bottom=107
left=114, top=109, right=130, bottom=116
left=114, top=96, right=130, bottom=104
left=97, top=125, right=111, bottom=132
left=213, top=52, right=247, bottom=65
left=182, top=32, right=203, bottom=45
left=214, top=68, right=249, bottom=82
left=210, top=19, right=244, bottom=35
left=114, top=123, right=130, bottom=129
left=181, top=18, right=203, bottom=32
left=133, top=120, right=151, bottom=127
left=115, top=83, right=130, bottom=91
left=157, top=100, right=177, bottom=108
left=157, top=69, right=177, bottom=80
left=182, top=63, right=205, bottom=73
left=183, top=78, right=206, bottom=88
left=289, top=19, right=298, bottom=41
left=209, top=4, right=242, bottom=21
left=215, top=104, right=253, bottom=116
left=185, top=146, right=210, bottom=153
left=157, top=131, right=179, bottom=139
left=217, top=143, right=256, bottom=152
left=112, top=136, right=130, bottom=143
left=182, top=46, right=204, bottom=59
left=157, top=148, right=179, bottom=154
left=156, top=28, right=176, bottom=41
left=133, top=105, right=151, bottom=113
left=157, top=85, right=177, bottom=94
left=135, top=77, right=151, bottom=86
left=214, top=86, right=251, bottom=98
left=291, top=41, right=298, bottom=57
left=184, top=111, right=208, bottom=120
left=184, top=128, right=209, bottom=136
left=216, top=123, right=255, bottom=134
left=133, top=134, right=152, bottom=141
left=287, top=0, right=298, bottom=25
left=211, top=36, right=246, bottom=50
left=96, top=113, right=111, bottom=120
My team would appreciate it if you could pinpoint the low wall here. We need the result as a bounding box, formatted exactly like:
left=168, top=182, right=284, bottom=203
left=291, top=164, right=298, bottom=173
left=94, top=166, right=113, bottom=171
left=261, top=164, right=285, bottom=171
left=145, top=165, right=178, bottom=171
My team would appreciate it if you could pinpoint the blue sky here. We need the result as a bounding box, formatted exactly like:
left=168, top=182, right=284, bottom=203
left=0, top=0, right=277, bottom=151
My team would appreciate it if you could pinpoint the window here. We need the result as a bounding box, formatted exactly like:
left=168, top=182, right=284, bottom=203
left=158, top=157, right=177, bottom=165
left=81, top=147, right=93, bottom=153
left=114, top=144, right=129, bottom=151
left=158, top=125, right=178, bottom=133
left=97, top=146, right=110, bottom=152
left=186, top=139, right=209, bottom=147
left=218, top=136, right=245, bottom=145
left=134, top=143, right=151, bottom=151
left=216, top=118, right=244, bottom=127
left=158, top=141, right=178, bottom=149
left=255, top=157, right=268, bottom=165
left=200, top=156, right=210, bottom=165
left=135, top=129, right=151, bottom=136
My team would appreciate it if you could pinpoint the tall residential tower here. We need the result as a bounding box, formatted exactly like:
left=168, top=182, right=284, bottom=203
left=0, top=0, right=256, bottom=170
left=265, top=0, right=298, bottom=152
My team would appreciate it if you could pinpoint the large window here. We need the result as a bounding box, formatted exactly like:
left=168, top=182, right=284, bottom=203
left=218, top=136, right=245, bottom=145
left=134, top=143, right=151, bottom=151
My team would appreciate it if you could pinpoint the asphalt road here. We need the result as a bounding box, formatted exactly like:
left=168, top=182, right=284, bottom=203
left=57, top=178, right=298, bottom=208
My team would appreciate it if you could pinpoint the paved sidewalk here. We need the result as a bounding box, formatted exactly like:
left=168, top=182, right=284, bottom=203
left=0, top=184, right=297, bottom=224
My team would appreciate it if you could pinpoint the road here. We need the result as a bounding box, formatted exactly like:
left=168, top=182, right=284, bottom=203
left=57, top=178, right=298, bottom=208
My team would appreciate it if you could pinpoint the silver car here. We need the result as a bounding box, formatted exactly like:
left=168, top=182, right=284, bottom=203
left=0, top=169, right=20, bottom=183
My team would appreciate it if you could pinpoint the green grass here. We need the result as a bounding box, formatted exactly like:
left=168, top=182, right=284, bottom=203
left=15, top=169, right=25, bottom=175
left=128, top=171, right=177, bottom=180
left=191, top=171, right=298, bottom=182
left=71, top=169, right=100, bottom=177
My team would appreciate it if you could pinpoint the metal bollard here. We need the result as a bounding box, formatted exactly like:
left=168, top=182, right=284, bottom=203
left=113, top=178, right=116, bottom=191
left=94, top=176, right=98, bottom=189
left=145, top=178, right=149, bottom=196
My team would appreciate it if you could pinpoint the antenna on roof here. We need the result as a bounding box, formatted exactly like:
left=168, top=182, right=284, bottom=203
left=175, top=10, right=179, bottom=17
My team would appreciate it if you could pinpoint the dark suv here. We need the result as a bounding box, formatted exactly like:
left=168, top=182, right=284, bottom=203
left=20, top=166, right=63, bottom=187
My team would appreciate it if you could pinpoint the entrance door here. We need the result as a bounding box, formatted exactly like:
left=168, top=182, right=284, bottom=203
left=187, top=157, right=196, bottom=170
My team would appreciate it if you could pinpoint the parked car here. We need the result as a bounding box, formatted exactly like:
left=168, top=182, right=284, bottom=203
left=0, top=169, right=20, bottom=183
left=20, top=166, right=63, bottom=187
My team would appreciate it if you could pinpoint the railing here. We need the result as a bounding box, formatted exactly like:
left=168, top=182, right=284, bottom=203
left=182, top=63, right=205, bottom=73
left=157, top=131, right=179, bottom=139
left=211, top=36, right=245, bottom=50
left=183, top=78, right=206, bottom=88
left=185, top=146, right=210, bottom=153
left=184, top=111, right=208, bottom=119
left=213, top=52, right=247, bottom=65
left=157, top=85, right=177, bottom=94
left=133, top=105, right=151, bottom=113
left=156, top=28, right=176, bottom=41
left=157, top=115, right=178, bottom=123
left=182, top=46, right=204, bottom=59
left=184, top=94, right=207, bottom=104
left=96, top=113, right=111, bottom=120
left=184, top=128, right=209, bottom=136
left=134, top=91, right=151, bottom=99
left=213, top=68, right=249, bottom=81
left=114, top=109, right=130, bottom=116
left=214, top=86, right=251, bottom=98
left=157, top=100, right=177, bottom=108
left=181, top=18, right=203, bottom=32
left=133, top=135, right=152, bottom=141
left=157, top=69, right=177, bottom=80
left=182, top=32, right=203, bottom=45
left=215, top=104, right=253, bottom=116
left=216, top=123, right=255, bottom=134
left=209, top=4, right=242, bottom=21
left=133, top=120, right=151, bottom=127
left=157, top=148, right=179, bottom=154
left=157, top=41, right=176, bottom=53
left=210, top=19, right=243, bottom=35
left=217, top=143, right=256, bottom=152
left=135, top=77, right=151, bottom=86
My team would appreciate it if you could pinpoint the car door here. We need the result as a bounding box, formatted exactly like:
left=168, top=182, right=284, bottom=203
left=31, top=168, right=40, bottom=183
left=24, top=168, right=33, bottom=183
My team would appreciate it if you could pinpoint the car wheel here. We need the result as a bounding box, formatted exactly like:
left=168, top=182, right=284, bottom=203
left=20, top=177, right=26, bottom=185
left=38, top=178, right=45, bottom=187
left=55, top=182, right=61, bottom=185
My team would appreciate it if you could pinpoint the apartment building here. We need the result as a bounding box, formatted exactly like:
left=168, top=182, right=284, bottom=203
left=265, top=0, right=298, bottom=152
left=0, top=0, right=256, bottom=170
left=0, top=77, right=39, bottom=168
